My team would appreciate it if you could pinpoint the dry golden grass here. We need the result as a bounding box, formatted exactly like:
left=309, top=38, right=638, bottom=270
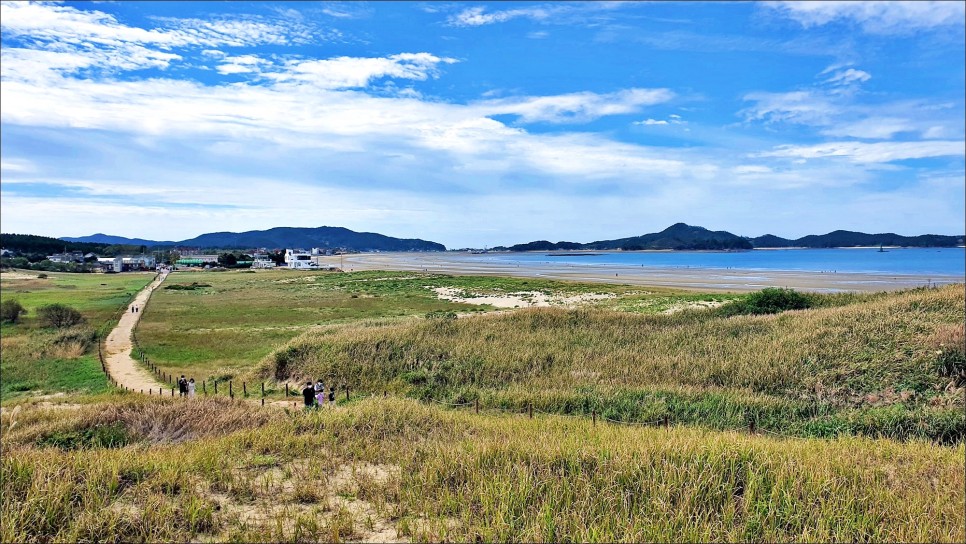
left=2, top=397, right=962, bottom=542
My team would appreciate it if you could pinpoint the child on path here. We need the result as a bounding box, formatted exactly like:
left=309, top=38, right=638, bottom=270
left=315, top=386, right=326, bottom=409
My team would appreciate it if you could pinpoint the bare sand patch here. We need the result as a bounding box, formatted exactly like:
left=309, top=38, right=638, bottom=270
left=662, top=300, right=726, bottom=314
left=0, top=271, right=44, bottom=280
left=432, top=287, right=615, bottom=309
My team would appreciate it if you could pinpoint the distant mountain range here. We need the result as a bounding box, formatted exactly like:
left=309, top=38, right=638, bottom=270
left=60, top=226, right=446, bottom=252
left=495, top=223, right=964, bottom=251
left=6, top=223, right=958, bottom=256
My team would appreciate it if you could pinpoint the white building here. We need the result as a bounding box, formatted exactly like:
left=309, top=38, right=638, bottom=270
left=284, top=249, right=319, bottom=270
left=251, top=254, right=275, bottom=269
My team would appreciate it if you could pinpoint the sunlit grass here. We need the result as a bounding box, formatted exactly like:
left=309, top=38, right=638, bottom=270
left=2, top=397, right=962, bottom=542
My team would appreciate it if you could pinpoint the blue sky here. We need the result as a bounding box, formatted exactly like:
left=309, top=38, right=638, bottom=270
left=1, top=1, right=963, bottom=248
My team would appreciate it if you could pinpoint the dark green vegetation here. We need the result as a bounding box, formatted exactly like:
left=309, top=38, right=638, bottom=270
left=496, top=222, right=963, bottom=251
left=163, top=282, right=211, bottom=291
left=36, top=303, right=85, bottom=328
left=0, top=270, right=154, bottom=399
left=715, top=287, right=813, bottom=316
left=1, top=298, right=26, bottom=323
left=2, top=397, right=963, bottom=542
left=261, top=284, right=966, bottom=443
left=0, top=232, right=149, bottom=259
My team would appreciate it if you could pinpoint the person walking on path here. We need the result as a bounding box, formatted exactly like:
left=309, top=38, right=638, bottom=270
left=302, top=382, right=316, bottom=411
left=178, top=375, right=188, bottom=397
left=187, top=378, right=196, bottom=397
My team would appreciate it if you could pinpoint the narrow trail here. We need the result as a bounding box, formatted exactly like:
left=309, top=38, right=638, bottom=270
left=103, top=272, right=168, bottom=392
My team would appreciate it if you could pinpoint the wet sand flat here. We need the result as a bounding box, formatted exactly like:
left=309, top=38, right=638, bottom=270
left=318, top=252, right=964, bottom=293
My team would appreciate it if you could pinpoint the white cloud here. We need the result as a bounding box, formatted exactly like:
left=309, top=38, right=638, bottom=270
left=635, top=119, right=669, bottom=125
left=757, top=140, right=966, bottom=163
left=820, top=117, right=914, bottom=139
left=764, top=1, right=966, bottom=34
left=268, top=53, right=458, bottom=89
left=478, top=88, right=674, bottom=124
left=449, top=6, right=551, bottom=27
left=824, top=68, right=871, bottom=86
left=741, top=90, right=836, bottom=125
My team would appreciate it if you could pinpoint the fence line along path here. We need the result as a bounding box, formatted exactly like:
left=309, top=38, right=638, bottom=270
left=103, top=272, right=169, bottom=392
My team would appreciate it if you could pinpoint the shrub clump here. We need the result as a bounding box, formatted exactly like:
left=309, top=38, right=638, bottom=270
left=37, top=304, right=84, bottom=328
left=0, top=299, right=27, bottom=323
left=164, top=282, right=212, bottom=291
left=716, top=288, right=813, bottom=316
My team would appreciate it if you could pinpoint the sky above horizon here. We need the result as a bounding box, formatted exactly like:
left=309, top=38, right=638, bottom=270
left=1, top=1, right=964, bottom=248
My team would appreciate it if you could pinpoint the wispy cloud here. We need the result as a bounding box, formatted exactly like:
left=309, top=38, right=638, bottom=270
left=476, top=88, right=674, bottom=124
left=764, top=1, right=966, bottom=34
left=450, top=5, right=549, bottom=26
left=756, top=140, right=966, bottom=163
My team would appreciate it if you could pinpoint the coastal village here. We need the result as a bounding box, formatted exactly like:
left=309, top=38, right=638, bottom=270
left=0, top=246, right=348, bottom=272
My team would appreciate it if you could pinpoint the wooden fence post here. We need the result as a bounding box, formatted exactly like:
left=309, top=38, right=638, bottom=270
left=243, top=382, right=247, bottom=397
left=261, top=398, right=265, bottom=406
left=170, top=387, right=174, bottom=397
left=261, top=382, right=265, bottom=397
left=285, top=383, right=289, bottom=397
left=592, top=410, right=596, bottom=426
left=214, top=381, right=218, bottom=395
left=663, top=414, right=669, bottom=430
left=229, top=381, right=233, bottom=399
left=475, top=398, right=479, bottom=414
left=528, top=403, right=533, bottom=419
left=203, top=381, right=207, bottom=395
left=345, top=385, right=349, bottom=401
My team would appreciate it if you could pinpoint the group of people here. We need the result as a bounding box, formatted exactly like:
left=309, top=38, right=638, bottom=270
left=177, top=375, right=196, bottom=397
left=302, top=380, right=336, bottom=410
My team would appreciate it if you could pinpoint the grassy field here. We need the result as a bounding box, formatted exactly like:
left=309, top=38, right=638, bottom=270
left=259, top=284, right=965, bottom=442
left=3, top=268, right=963, bottom=541
left=0, top=270, right=155, bottom=400
left=135, top=269, right=672, bottom=382
left=2, top=397, right=962, bottom=543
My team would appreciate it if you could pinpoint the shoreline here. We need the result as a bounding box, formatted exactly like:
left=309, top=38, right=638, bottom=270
left=318, top=252, right=964, bottom=293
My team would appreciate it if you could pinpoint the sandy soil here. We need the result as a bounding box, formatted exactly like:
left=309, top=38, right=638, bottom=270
left=319, top=252, right=963, bottom=293
left=0, top=271, right=43, bottom=280
left=432, top=287, right=615, bottom=308
left=103, top=273, right=168, bottom=392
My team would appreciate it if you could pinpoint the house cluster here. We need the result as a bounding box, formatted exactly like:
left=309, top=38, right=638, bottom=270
left=45, top=251, right=156, bottom=272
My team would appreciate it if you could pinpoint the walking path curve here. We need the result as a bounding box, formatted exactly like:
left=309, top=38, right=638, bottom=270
left=103, top=272, right=168, bottom=392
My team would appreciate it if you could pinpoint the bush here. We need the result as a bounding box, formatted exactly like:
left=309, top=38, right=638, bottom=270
left=717, top=288, right=813, bottom=316
left=37, top=303, right=85, bottom=328
left=0, top=299, right=27, bottom=323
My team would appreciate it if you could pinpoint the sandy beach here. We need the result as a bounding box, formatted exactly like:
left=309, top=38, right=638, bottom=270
left=318, top=252, right=964, bottom=293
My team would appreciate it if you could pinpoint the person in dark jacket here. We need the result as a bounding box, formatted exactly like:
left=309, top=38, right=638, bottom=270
left=302, top=381, right=316, bottom=411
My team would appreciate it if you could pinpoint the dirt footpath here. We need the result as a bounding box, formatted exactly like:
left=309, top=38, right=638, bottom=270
left=103, top=273, right=168, bottom=392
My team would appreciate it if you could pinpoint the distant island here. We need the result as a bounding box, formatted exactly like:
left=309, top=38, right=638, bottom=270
left=493, top=223, right=965, bottom=252
left=2, top=223, right=962, bottom=258
left=56, top=226, right=446, bottom=252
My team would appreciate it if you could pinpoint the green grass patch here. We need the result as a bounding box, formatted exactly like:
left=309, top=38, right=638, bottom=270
left=0, top=355, right=110, bottom=400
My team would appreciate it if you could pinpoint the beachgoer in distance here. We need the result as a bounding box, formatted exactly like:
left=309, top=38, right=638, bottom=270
left=187, top=378, right=196, bottom=397
left=302, top=381, right=316, bottom=411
